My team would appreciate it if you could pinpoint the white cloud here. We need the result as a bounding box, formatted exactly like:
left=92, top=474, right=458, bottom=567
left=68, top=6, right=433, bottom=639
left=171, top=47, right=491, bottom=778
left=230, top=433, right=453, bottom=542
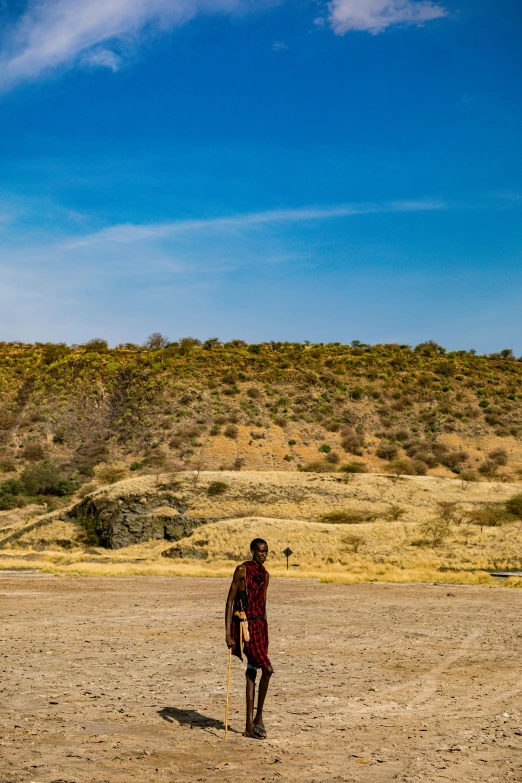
left=0, top=196, right=448, bottom=340
left=63, top=198, right=446, bottom=249
left=328, top=0, right=448, bottom=35
left=0, top=0, right=272, bottom=91
left=0, top=0, right=450, bottom=91
left=81, top=47, right=122, bottom=72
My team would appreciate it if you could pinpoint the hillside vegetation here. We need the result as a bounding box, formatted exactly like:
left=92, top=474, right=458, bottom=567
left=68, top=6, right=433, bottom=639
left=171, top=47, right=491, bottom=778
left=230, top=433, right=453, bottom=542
left=1, top=337, right=522, bottom=511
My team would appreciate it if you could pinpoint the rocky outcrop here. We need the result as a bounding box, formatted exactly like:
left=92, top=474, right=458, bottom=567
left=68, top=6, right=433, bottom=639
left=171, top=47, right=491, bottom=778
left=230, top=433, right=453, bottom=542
left=67, top=474, right=214, bottom=549
left=161, top=544, right=209, bottom=559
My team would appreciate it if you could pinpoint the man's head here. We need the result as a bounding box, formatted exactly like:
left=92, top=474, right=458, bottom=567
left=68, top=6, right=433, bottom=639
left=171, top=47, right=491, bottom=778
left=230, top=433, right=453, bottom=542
left=250, top=538, right=268, bottom=565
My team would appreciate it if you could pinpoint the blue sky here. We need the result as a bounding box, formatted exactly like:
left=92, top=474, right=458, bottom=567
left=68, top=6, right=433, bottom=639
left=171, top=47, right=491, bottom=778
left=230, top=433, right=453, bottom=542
left=0, top=0, right=521, bottom=351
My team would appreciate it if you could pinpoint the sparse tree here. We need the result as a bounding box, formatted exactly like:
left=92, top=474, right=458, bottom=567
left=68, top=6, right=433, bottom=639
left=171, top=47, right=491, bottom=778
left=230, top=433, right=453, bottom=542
left=387, top=505, right=407, bottom=521
left=460, top=471, right=476, bottom=490
left=437, top=501, right=461, bottom=524
left=341, top=533, right=365, bottom=553
left=83, top=338, right=109, bottom=353
left=385, top=459, right=416, bottom=483
left=419, top=518, right=451, bottom=546
left=144, top=332, right=169, bottom=350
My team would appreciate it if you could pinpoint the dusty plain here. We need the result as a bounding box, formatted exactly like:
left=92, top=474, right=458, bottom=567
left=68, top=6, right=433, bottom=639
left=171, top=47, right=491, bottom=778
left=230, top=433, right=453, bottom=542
left=1, top=571, right=521, bottom=783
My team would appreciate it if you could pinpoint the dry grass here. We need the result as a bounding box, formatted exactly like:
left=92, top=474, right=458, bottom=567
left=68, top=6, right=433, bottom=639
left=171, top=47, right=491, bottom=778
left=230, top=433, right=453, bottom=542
left=3, top=472, right=522, bottom=587
left=3, top=511, right=522, bottom=588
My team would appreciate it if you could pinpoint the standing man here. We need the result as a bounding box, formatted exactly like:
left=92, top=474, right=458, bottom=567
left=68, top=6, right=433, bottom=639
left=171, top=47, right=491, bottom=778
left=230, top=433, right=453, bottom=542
left=225, top=538, right=273, bottom=739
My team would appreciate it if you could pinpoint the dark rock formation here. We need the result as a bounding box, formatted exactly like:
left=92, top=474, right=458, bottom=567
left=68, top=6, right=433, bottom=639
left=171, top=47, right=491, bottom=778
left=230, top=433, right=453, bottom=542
left=67, top=474, right=211, bottom=549
left=161, top=545, right=208, bottom=560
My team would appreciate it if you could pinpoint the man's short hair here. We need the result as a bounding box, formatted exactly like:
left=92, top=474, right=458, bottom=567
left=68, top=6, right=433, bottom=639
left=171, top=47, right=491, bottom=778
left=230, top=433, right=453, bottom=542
left=250, top=538, right=268, bottom=551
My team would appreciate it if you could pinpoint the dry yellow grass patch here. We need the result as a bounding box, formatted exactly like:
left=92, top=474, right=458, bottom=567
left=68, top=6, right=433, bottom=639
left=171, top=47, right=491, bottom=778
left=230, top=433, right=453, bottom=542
left=2, top=472, right=521, bottom=587
left=3, top=512, right=521, bottom=587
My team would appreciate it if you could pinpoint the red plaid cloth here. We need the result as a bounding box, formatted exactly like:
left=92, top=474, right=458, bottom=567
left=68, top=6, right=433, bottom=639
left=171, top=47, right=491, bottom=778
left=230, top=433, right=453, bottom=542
left=232, top=559, right=271, bottom=669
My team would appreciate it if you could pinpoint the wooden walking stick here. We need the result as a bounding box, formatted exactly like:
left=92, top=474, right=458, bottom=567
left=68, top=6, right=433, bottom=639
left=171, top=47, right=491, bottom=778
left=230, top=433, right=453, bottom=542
left=225, top=646, right=232, bottom=739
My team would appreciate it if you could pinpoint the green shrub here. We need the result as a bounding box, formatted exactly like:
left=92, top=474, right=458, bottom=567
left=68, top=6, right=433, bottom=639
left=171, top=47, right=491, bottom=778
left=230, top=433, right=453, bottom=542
left=340, top=429, right=365, bottom=455
left=83, top=338, right=109, bottom=352
left=339, top=462, right=366, bottom=474
left=21, top=442, right=46, bottom=461
left=478, top=460, right=498, bottom=477
left=300, top=460, right=336, bottom=473
left=0, top=493, right=26, bottom=510
left=318, top=444, right=331, bottom=453
left=376, top=443, right=398, bottom=460
left=56, top=479, right=81, bottom=495
left=506, top=493, right=522, bottom=519
left=411, top=459, right=428, bottom=475
left=0, top=478, right=25, bottom=495
left=440, top=450, right=469, bottom=471
left=0, top=458, right=16, bottom=473
left=224, top=424, right=238, bottom=439
left=325, top=451, right=340, bottom=464
left=75, top=441, right=110, bottom=476
left=130, top=461, right=142, bottom=471
left=488, top=448, right=508, bottom=466
left=288, top=439, right=297, bottom=446
left=318, top=509, right=376, bottom=524
left=324, top=421, right=340, bottom=432
left=20, top=461, right=65, bottom=495
left=208, top=481, right=229, bottom=496
left=93, top=462, right=130, bottom=485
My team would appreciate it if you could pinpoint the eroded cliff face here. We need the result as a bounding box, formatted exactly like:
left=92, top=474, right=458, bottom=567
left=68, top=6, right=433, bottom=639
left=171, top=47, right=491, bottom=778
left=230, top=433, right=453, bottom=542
left=67, top=474, right=211, bottom=549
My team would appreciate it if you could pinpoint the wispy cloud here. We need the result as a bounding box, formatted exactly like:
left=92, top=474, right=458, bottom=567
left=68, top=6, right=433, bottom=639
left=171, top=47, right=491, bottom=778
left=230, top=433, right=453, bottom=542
left=64, top=198, right=447, bottom=249
left=0, top=0, right=449, bottom=91
left=81, top=47, right=122, bottom=72
left=327, top=0, right=448, bottom=35
left=0, top=196, right=447, bottom=339
left=0, top=0, right=274, bottom=91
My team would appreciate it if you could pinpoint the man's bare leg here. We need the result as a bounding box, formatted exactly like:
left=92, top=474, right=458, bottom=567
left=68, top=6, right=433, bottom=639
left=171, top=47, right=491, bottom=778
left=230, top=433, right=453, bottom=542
left=253, top=665, right=273, bottom=732
left=245, top=669, right=256, bottom=735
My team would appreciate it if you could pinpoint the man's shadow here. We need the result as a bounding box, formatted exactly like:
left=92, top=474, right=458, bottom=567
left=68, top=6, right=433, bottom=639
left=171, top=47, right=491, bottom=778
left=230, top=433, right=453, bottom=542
left=158, top=707, right=239, bottom=734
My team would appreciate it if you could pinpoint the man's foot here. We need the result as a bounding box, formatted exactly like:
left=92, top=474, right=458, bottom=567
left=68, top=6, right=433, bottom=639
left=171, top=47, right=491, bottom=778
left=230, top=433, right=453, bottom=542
left=242, top=729, right=264, bottom=739
left=253, top=722, right=267, bottom=738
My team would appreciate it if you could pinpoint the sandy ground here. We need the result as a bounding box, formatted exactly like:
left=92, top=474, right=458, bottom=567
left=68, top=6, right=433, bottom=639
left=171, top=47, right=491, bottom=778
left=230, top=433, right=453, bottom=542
left=1, top=573, right=521, bottom=783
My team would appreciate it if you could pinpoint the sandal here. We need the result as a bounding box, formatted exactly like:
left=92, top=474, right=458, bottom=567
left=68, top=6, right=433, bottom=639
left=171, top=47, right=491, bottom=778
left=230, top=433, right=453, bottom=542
left=243, top=729, right=264, bottom=739
left=253, top=723, right=267, bottom=738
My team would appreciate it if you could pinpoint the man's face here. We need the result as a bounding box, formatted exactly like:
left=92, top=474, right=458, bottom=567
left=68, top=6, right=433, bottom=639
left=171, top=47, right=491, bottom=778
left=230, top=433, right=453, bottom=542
left=252, top=543, right=268, bottom=565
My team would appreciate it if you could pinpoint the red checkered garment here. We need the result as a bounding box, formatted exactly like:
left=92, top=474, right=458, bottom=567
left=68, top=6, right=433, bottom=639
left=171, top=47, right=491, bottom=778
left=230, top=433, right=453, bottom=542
left=233, top=559, right=271, bottom=669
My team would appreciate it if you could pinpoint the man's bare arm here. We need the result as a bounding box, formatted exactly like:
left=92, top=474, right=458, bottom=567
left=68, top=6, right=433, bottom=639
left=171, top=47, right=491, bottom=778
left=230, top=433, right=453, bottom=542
left=225, top=564, right=246, bottom=648
left=264, top=570, right=269, bottom=619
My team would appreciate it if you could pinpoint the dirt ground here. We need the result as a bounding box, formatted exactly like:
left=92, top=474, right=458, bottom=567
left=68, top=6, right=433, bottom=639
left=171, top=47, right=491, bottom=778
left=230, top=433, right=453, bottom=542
left=1, top=573, right=521, bottom=783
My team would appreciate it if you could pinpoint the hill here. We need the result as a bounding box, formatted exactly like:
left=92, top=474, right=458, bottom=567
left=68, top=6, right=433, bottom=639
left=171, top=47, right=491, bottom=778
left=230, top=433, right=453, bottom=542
left=0, top=338, right=522, bottom=511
